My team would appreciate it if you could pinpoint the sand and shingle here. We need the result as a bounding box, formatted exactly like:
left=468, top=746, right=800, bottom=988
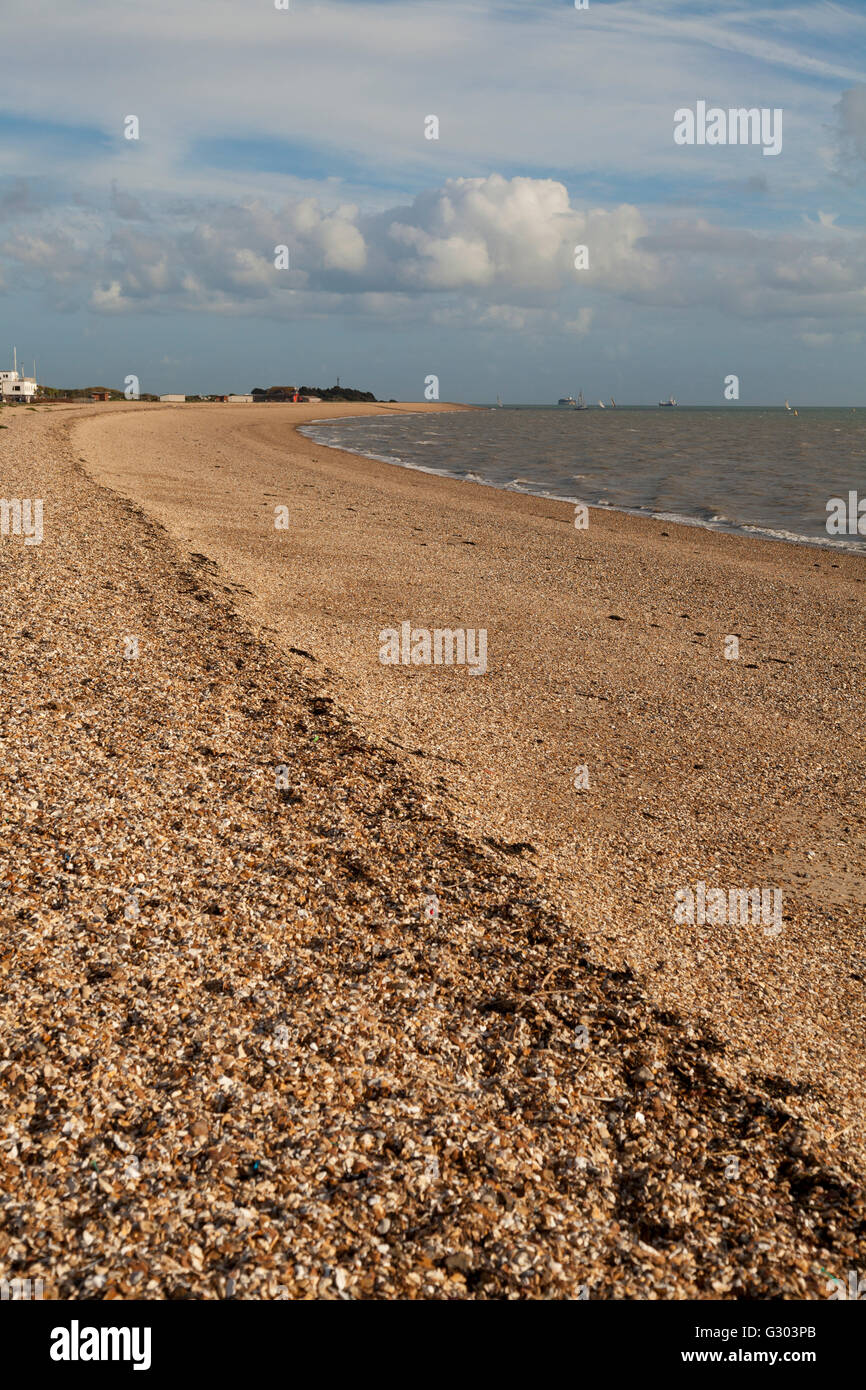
left=0, top=401, right=863, bottom=1299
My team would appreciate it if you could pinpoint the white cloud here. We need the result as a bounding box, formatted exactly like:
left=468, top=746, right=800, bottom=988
left=5, top=170, right=866, bottom=334
left=0, top=175, right=657, bottom=319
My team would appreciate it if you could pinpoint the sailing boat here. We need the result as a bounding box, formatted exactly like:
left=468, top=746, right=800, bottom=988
left=597, top=399, right=605, bottom=409
left=496, top=394, right=503, bottom=408
left=785, top=400, right=792, bottom=412
left=576, top=390, right=588, bottom=410
left=610, top=397, right=616, bottom=409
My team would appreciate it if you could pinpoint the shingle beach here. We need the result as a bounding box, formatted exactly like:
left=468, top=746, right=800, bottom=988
left=1, top=401, right=863, bottom=1299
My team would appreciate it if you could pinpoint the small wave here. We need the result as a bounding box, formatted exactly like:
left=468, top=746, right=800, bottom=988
left=297, top=416, right=866, bottom=555
left=740, top=523, right=865, bottom=552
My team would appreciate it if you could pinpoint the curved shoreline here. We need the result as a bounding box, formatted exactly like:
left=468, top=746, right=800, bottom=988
left=69, top=401, right=866, bottom=1161
left=297, top=412, right=866, bottom=557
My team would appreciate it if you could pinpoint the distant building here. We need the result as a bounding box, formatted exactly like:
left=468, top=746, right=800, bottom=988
left=227, top=394, right=253, bottom=403
left=90, top=389, right=110, bottom=401
left=1, top=368, right=37, bottom=401
left=159, top=394, right=186, bottom=403
left=1, top=349, right=38, bottom=401
left=1, top=348, right=38, bottom=401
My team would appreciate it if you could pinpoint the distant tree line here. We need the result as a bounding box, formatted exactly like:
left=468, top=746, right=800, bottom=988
left=37, top=386, right=160, bottom=401
left=35, top=383, right=386, bottom=403
left=250, top=384, right=379, bottom=402
left=299, top=384, right=378, bottom=402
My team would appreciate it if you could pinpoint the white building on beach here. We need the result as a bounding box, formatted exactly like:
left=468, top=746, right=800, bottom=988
left=1, top=349, right=37, bottom=401
left=0, top=375, right=37, bottom=401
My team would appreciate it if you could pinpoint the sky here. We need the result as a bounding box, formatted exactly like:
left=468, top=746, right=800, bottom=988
left=1, top=0, right=866, bottom=403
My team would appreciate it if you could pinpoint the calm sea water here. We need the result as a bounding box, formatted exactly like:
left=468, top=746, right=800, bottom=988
left=299, top=407, right=866, bottom=553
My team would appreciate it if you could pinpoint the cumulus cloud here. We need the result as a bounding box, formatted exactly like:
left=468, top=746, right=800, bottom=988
left=0, top=175, right=656, bottom=325
left=635, top=215, right=866, bottom=319
left=2, top=171, right=864, bottom=336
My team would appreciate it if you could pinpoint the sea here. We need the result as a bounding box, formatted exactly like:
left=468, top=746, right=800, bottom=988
left=298, top=406, right=866, bottom=553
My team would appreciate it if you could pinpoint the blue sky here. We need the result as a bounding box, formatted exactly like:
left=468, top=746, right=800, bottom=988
left=1, top=0, right=865, bottom=402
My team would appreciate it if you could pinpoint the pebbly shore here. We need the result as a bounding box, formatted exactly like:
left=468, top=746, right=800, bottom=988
left=0, top=403, right=863, bottom=1299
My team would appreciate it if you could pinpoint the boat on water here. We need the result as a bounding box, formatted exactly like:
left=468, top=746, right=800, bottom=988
left=557, top=395, right=577, bottom=407
left=597, top=399, right=605, bottom=409
left=610, top=397, right=616, bottom=409
left=658, top=395, right=677, bottom=407
left=576, top=390, right=588, bottom=410
left=785, top=400, right=793, bottom=412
